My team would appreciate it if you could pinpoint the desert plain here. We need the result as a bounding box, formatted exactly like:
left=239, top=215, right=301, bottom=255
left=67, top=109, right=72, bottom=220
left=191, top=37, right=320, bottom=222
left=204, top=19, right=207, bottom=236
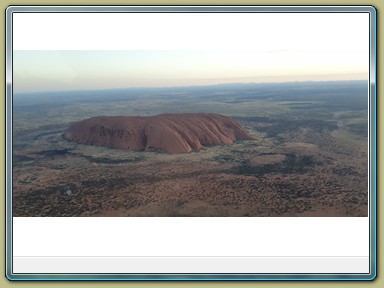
left=11, top=81, right=369, bottom=216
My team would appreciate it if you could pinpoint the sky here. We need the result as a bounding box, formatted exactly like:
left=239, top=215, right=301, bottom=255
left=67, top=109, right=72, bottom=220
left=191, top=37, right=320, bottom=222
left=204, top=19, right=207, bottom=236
left=12, top=12, right=370, bottom=93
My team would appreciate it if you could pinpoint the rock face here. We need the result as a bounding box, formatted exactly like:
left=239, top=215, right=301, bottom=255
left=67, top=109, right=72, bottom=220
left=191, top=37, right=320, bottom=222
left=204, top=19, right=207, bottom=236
left=65, top=113, right=252, bottom=154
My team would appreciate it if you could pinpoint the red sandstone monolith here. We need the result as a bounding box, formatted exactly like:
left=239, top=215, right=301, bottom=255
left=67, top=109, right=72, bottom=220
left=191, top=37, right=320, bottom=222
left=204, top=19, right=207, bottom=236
left=65, top=113, right=252, bottom=154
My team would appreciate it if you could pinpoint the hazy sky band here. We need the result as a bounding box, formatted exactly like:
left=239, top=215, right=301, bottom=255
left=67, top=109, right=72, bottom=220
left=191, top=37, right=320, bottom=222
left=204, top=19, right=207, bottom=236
left=12, top=12, right=369, bottom=93
left=13, top=49, right=368, bottom=93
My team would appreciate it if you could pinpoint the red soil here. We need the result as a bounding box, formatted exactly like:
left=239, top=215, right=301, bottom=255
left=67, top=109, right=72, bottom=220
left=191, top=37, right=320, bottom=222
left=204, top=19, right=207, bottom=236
left=65, top=113, right=252, bottom=154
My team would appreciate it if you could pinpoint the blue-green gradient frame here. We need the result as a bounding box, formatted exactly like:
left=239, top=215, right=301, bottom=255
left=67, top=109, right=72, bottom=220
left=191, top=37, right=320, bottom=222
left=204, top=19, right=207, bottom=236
left=5, top=5, right=377, bottom=281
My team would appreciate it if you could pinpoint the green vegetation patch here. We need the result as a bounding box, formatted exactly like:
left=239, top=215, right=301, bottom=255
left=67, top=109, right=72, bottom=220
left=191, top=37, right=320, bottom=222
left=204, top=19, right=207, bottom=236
left=234, top=153, right=316, bottom=176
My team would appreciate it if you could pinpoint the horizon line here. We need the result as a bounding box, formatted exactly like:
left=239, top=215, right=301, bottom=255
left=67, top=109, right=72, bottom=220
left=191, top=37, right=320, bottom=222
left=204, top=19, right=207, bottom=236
left=12, top=78, right=368, bottom=95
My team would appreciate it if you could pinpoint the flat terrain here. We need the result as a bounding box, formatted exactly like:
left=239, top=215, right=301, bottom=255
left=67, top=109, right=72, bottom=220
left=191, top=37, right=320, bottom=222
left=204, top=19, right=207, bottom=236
left=12, top=81, right=369, bottom=216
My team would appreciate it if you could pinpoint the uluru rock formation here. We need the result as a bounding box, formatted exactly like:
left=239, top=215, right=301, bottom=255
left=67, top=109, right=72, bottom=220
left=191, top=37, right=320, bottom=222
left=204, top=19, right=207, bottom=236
left=65, top=113, right=252, bottom=154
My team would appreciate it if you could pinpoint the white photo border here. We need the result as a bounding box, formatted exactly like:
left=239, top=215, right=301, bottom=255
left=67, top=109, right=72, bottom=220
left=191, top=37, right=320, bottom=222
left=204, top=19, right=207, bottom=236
left=5, top=5, right=377, bottom=281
